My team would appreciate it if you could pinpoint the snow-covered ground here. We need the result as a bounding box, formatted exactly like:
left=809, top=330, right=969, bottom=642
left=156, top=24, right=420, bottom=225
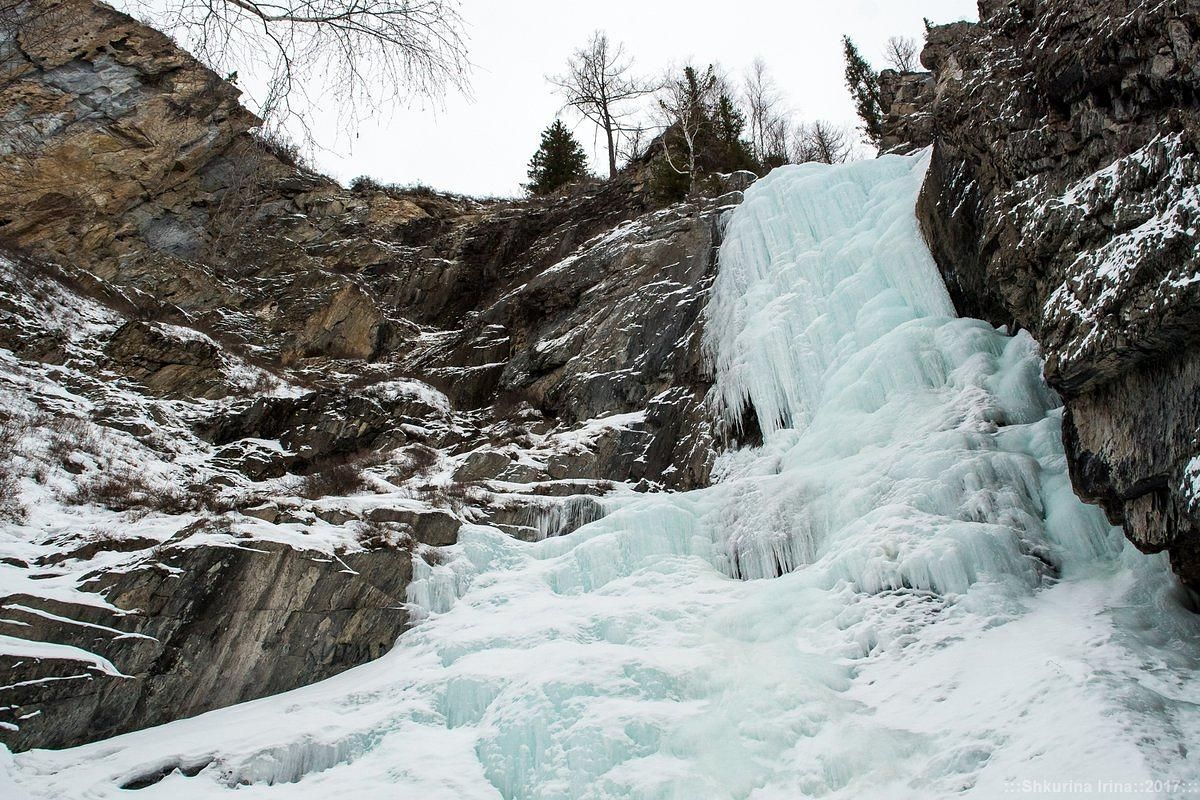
left=4, top=152, right=1198, bottom=799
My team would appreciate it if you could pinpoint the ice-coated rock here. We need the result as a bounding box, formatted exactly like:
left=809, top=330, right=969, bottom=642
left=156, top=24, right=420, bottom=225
left=883, top=0, right=1200, bottom=587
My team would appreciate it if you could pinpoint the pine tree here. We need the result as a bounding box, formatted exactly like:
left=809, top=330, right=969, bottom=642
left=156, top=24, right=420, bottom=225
left=713, top=92, right=755, bottom=172
left=526, top=120, right=590, bottom=195
left=714, top=94, right=745, bottom=146
left=843, top=36, right=883, bottom=148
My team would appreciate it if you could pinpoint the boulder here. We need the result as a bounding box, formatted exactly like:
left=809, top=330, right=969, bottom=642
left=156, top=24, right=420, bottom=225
left=104, top=320, right=228, bottom=399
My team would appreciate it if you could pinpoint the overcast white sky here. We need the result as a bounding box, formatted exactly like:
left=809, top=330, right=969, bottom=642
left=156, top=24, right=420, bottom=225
left=260, top=0, right=978, bottom=197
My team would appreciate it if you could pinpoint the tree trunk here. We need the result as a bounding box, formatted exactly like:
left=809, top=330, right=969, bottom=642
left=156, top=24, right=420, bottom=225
left=603, top=119, right=617, bottom=179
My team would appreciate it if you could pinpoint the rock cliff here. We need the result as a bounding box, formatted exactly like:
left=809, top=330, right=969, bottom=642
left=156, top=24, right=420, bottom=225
left=0, top=0, right=734, bottom=749
left=883, top=0, right=1200, bottom=588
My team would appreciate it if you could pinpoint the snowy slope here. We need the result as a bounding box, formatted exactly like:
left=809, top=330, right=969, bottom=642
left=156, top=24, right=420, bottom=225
left=4, top=153, right=1198, bottom=799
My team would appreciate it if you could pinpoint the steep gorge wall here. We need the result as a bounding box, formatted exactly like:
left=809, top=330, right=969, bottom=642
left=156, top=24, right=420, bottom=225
left=0, top=0, right=731, bottom=750
left=884, top=0, right=1200, bottom=588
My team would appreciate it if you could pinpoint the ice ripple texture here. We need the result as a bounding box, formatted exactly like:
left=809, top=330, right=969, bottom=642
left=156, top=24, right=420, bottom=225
left=7, top=152, right=1200, bottom=799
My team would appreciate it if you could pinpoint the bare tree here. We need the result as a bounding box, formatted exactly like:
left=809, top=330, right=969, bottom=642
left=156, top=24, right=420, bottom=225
left=765, top=117, right=796, bottom=164
left=550, top=31, right=653, bottom=179
left=122, top=0, right=469, bottom=130
left=742, top=58, right=800, bottom=168
left=794, top=121, right=851, bottom=164
left=884, top=35, right=919, bottom=72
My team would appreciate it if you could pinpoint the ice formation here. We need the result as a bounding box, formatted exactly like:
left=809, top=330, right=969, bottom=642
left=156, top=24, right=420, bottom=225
left=5, top=152, right=1199, bottom=799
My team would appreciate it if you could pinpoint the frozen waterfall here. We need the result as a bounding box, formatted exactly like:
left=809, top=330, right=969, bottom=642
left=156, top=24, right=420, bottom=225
left=6, top=152, right=1199, bottom=800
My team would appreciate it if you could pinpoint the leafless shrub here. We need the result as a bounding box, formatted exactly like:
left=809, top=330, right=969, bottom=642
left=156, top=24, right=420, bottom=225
left=0, top=412, right=25, bottom=457
left=418, top=546, right=446, bottom=566
left=426, top=480, right=490, bottom=515
left=71, top=468, right=160, bottom=512
left=46, top=415, right=99, bottom=464
left=70, top=468, right=231, bottom=515
left=356, top=518, right=412, bottom=549
left=346, top=176, right=463, bottom=203
left=202, top=144, right=276, bottom=268
left=299, top=459, right=376, bottom=499
left=182, top=480, right=239, bottom=514
left=353, top=520, right=447, bottom=566
left=441, top=480, right=488, bottom=501
left=236, top=369, right=280, bottom=398
left=350, top=175, right=384, bottom=194
left=388, top=444, right=439, bottom=483
left=0, top=462, right=24, bottom=523
left=0, top=412, right=27, bottom=522
left=251, top=128, right=304, bottom=168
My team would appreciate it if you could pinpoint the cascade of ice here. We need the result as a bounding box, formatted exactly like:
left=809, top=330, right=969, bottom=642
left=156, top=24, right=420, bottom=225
left=698, top=155, right=1117, bottom=584
left=7, top=152, right=1199, bottom=800
left=705, top=154, right=958, bottom=437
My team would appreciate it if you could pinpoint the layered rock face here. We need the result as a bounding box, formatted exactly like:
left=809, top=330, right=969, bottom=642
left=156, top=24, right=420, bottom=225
left=0, top=0, right=733, bottom=749
left=886, top=0, right=1200, bottom=587
left=0, top=543, right=412, bottom=752
left=878, top=67, right=935, bottom=154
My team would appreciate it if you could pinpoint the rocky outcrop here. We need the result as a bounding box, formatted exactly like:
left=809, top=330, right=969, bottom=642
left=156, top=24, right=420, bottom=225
left=207, top=379, right=454, bottom=476
left=0, top=0, right=733, bottom=751
left=884, top=0, right=1200, bottom=587
left=290, top=284, right=387, bottom=362
left=0, top=0, right=260, bottom=263
left=878, top=68, right=935, bottom=153
left=0, top=540, right=413, bottom=751
left=0, top=0, right=412, bottom=364
left=104, top=320, right=228, bottom=399
left=406, top=194, right=725, bottom=490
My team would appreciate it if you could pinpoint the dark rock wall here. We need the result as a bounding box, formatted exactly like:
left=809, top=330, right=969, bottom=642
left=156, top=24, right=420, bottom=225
left=0, top=542, right=412, bottom=751
left=884, top=0, right=1200, bottom=586
left=878, top=68, right=935, bottom=153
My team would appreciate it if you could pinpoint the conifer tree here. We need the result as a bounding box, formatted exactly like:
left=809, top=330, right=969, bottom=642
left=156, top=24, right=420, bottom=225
left=526, top=120, right=590, bottom=195
left=714, top=94, right=745, bottom=147
left=842, top=36, right=883, bottom=148
left=713, top=92, right=755, bottom=172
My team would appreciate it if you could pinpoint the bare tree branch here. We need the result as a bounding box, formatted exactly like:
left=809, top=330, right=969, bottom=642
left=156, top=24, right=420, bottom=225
left=549, top=31, right=653, bottom=179
left=121, top=0, right=469, bottom=135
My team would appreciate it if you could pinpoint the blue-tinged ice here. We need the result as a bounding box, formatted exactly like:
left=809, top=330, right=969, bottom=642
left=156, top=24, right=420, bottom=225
left=7, top=152, right=1199, bottom=800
